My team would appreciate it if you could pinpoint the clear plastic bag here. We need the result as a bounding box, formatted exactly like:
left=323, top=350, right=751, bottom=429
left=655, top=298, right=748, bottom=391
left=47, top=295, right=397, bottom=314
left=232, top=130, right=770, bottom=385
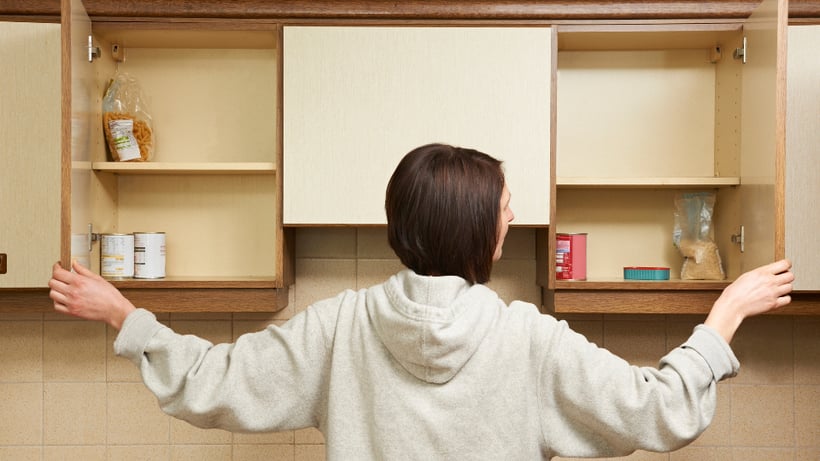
left=102, top=71, right=154, bottom=162
left=673, top=191, right=725, bottom=280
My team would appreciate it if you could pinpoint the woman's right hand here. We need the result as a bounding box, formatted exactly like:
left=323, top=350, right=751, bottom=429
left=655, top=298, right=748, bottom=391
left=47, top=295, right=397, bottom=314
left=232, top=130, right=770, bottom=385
left=705, top=259, right=794, bottom=344
left=48, top=260, right=137, bottom=330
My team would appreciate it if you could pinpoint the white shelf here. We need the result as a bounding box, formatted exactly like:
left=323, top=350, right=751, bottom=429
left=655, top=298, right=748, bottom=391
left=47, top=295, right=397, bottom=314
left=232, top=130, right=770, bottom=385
left=92, top=162, right=276, bottom=175
left=556, top=176, right=740, bottom=188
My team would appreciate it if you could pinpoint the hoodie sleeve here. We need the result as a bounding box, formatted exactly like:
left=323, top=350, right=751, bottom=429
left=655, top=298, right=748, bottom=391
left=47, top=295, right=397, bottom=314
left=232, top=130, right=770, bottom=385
left=537, top=317, right=738, bottom=458
left=114, top=307, right=332, bottom=433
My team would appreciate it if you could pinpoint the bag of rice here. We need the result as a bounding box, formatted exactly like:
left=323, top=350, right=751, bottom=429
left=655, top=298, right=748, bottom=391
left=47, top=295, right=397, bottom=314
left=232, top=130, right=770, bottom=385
left=673, top=192, right=725, bottom=280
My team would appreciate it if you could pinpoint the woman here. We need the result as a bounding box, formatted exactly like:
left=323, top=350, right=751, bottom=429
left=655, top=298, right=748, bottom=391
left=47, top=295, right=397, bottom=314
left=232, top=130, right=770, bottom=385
left=49, top=143, right=794, bottom=459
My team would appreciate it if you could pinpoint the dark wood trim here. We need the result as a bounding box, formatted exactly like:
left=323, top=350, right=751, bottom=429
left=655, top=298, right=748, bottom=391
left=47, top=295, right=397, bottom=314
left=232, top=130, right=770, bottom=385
left=10, top=286, right=816, bottom=315
left=59, top=0, right=72, bottom=271
left=545, top=289, right=820, bottom=315
left=0, top=287, right=289, bottom=313
left=0, top=290, right=55, bottom=312
left=2, top=1, right=819, bottom=23
left=548, top=289, right=719, bottom=314
left=119, top=287, right=290, bottom=312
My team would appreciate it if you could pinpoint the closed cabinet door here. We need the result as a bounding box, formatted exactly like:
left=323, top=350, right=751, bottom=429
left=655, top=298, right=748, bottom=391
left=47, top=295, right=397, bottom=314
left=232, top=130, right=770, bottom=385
left=0, top=21, right=61, bottom=288
left=785, top=24, right=820, bottom=291
left=283, top=26, right=552, bottom=225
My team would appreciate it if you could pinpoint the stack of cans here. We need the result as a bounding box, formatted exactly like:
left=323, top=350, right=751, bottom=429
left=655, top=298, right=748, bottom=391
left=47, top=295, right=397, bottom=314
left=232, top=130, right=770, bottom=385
left=100, top=232, right=165, bottom=279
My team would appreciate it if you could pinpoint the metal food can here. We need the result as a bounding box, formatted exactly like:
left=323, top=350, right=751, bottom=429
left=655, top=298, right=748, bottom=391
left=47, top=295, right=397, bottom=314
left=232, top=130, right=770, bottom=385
left=555, top=232, right=587, bottom=281
left=133, top=232, right=166, bottom=279
left=100, top=233, right=134, bottom=279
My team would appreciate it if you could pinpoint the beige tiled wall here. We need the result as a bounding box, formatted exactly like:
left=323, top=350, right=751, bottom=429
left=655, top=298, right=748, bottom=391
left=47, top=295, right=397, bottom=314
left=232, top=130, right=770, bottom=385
left=1, top=228, right=818, bottom=460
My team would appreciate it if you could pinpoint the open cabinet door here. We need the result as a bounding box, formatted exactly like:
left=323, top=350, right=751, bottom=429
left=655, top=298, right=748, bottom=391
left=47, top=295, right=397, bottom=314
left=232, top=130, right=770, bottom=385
left=61, top=0, right=94, bottom=268
left=785, top=24, right=820, bottom=291
left=0, top=22, right=61, bottom=288
left=739, top=0, right=788, bottom=272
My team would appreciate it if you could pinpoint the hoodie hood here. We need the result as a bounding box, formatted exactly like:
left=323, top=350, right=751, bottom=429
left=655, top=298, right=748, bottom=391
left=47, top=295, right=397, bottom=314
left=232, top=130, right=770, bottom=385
left=366, top=270, right=501, bottom=384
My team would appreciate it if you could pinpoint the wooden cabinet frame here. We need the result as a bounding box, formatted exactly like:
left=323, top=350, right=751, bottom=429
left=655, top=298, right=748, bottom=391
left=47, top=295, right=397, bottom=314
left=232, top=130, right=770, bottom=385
left=2, top=1, right=820, bottom=21
left=1, top=1, right=818, bottom=314
left=62, top=4, right=294, bottom=312
left=538, top=0, right=820, bottom=314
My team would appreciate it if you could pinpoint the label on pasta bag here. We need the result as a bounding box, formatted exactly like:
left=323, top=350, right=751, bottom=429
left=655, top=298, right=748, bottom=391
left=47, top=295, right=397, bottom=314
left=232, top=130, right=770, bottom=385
left=109, top=119, right=141, bottom=161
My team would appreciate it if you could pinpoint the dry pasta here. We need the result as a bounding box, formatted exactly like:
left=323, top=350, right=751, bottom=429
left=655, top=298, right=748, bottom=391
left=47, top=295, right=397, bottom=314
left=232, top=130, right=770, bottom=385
left=103, top=111, right=154, bottom=162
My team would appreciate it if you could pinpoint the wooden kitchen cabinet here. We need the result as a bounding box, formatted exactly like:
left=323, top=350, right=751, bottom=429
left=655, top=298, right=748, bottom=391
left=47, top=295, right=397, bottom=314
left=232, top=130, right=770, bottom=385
left=546, top=21, right=751, bottom=297
left=2, top=0, right=816, bottom=315
left=541, top=0, right=820, bottom=314
left=57, top=0, right=291, bottom=312
left=282, top=26, right=553, bottom=226
left=0, top=21, right=61, bottom=290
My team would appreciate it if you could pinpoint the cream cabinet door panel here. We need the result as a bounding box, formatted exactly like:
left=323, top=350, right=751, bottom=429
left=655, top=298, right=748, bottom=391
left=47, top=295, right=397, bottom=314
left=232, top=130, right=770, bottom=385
left=738, top=0, right=786, bottom=273
left=284, top=26, right=552, bottom=225
left=64, top=0, right=96, bottom=271
left=0, top=22, right=61, bottom=288
left=786, top=25, right=820, bottom=291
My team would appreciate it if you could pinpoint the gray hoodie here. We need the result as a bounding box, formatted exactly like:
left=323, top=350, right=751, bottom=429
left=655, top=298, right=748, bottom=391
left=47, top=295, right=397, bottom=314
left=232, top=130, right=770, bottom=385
left=115, top=269, right=738, bottom=460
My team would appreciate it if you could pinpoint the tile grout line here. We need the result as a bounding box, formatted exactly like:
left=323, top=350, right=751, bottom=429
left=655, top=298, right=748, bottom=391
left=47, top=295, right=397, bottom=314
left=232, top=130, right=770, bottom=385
left=40, top=314, right=45, bottom=460
left=231, top=312, right=236, bottom=456
left=105, top=324, right=110, bottom=460
left=355, top=228, right=360, bottom=291
left=791, top=316, right=796, bottom=455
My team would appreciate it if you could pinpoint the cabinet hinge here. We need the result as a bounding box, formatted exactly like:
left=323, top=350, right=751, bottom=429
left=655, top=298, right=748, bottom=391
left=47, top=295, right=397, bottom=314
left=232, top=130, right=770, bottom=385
left=733, top=36, right=747, bottom=64
left=88, top=223, right=99, bottom=252
left=88, top=35, right=101, bottom=63
left=731, top=225, right=745, bottom=253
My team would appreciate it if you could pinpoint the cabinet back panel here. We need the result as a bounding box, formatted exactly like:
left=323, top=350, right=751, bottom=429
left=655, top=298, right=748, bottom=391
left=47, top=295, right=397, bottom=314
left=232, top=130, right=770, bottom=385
left=557, top=50, right=716, bottom=178
left=713, top=35, right=744, bottom=179
left=116, top=176, right=277, bottom=277
left=107, top=47, right=277, bottom=163
left=786, top=25, right=820, bottom=291
left=0, top=22, right=61, bottom=287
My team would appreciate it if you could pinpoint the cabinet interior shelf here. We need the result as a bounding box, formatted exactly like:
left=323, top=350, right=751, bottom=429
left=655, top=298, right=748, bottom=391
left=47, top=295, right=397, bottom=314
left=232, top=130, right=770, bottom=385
left=557, top=23, right=742, bottom=51
left=93, top=27, right=278, bottom=50
left=91, top=162, right=276, bottom=175
left=556, top=177, right=740, bottom=188
left=109, top=276, right=281, bottom=289
left=554, top=279, right=731, bottom=290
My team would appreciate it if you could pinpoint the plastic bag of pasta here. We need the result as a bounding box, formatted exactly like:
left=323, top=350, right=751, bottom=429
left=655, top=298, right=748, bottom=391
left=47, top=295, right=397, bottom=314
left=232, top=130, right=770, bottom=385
left=102, top=71, right=154, bottom=162
left=673, top=191, right=726, bottom=280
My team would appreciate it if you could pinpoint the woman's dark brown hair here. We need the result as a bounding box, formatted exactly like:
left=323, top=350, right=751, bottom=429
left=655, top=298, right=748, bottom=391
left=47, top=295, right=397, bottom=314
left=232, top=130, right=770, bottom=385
left=385, top=143, right=505, bottom=284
